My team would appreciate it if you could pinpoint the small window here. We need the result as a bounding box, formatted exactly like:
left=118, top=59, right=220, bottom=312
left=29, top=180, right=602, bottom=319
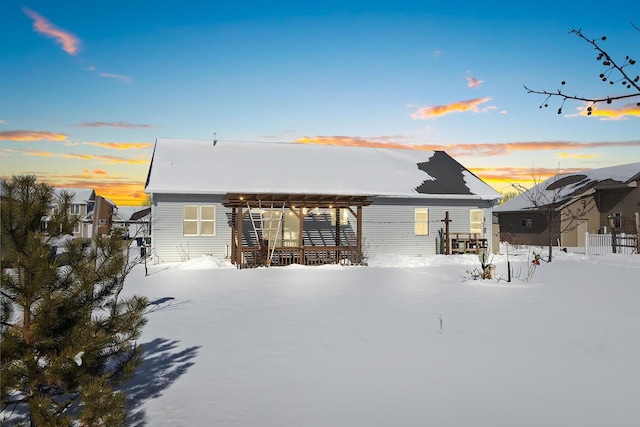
left=521, top=219, right=533, bottom=228
left=74, top=222, right=81, bottom=234
left=414, top=208, right=429, bottom=236
left=183, top=205, right=215, bottom=236
left=470, top=209, right=483, bottom=234
left=70, top=204, right=81, bottom=215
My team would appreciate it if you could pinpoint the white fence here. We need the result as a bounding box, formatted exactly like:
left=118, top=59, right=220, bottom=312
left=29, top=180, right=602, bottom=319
left=585, top=233, right=638, bottom=255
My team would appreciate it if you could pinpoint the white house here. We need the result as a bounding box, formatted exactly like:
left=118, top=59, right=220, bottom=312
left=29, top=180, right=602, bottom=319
left=144, top=138, right=502, bottom=266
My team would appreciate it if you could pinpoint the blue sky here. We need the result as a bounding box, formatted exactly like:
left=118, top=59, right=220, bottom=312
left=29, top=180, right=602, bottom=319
left=1, top=1, right=639, bottom=204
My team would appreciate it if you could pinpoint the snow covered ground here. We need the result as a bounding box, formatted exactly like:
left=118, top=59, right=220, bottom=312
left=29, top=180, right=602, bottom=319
left=119, top=248, right=640, bottom=426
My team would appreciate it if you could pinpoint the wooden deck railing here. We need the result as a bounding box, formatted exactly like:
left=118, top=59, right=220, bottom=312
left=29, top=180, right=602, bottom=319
left=450, top=233, right=488, bottom=254
left=239, top=245, right=361, bottom=268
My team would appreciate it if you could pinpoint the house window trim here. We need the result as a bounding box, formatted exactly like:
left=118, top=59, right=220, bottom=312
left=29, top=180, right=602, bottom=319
left=183, top=205, right=216, bottom=237
left=414, top=208, right=429, bottom=236
left=470, top=209, right=483, bottom=234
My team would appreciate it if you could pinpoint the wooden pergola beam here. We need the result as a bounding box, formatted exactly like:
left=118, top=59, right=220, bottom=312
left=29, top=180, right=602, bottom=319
left=223, top=193, right=372, bottom=209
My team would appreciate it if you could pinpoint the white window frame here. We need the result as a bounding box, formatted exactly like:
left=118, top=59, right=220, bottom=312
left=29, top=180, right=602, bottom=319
left=73, top=222, right=82, bottom=234
left=183, top=205, right=216, bottom=236
left=414, top=208, right=429, bottom=236
left=470, top=209, right=483, bottom=234
left=70, top=204, right=81, bottom=215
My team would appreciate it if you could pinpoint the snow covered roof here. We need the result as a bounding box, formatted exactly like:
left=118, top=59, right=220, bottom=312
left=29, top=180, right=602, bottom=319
left=495, top=162, right=640, bottom=212
left=53, top=188, right=95, bottom=204
left=114, top=206, right=151, bottom=222
left=145, top=138, right=501, bottom=201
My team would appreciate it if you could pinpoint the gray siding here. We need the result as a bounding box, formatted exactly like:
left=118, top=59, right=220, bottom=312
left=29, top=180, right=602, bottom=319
left=362, top=198, right=494, bottom=257
left=151, top=194, right=231, bottom=263
left=151, top=194, right=495, bottom=262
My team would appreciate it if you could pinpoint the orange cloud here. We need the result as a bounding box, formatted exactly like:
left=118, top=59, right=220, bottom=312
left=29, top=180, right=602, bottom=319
left=82, top=169, right=108, bottom=175
left=29, top=173, right=148, bottom=206
left=14, top=148, right=149, bottom=165
left=23, top=7, right=80, bottom=55
left=557, top=152, right=600, bottom=159
left=75, top=122, right=154, bottom=129
left=411, top=97, right=494, bottom=119
left=295, top=136, right=425, bottom=151
left=0, top=130, right=67, bottom=141
left=98, top=73, right=133, bottom=83
left=83, top=142, right=154, bottom=150
left=467, top=76, right=483, bottom=88
left=294, top=136, right=640, bottom=158
left=580, top=103, right=640, bottom=120
left=92, top=155, right=149, bottom=165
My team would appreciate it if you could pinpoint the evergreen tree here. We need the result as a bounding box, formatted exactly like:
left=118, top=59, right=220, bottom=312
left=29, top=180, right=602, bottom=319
left=1, top=175, right=147, bottom=426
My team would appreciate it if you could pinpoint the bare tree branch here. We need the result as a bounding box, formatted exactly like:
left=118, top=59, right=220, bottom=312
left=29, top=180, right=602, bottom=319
left=525, top=27, right=640, bottom=114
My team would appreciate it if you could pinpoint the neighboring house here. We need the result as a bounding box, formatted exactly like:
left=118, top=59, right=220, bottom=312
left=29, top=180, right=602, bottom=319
left=112, top=205, right=151, bottom=239
left=494, top=162, right=640, bottom=248
left=50, top=188, right=116, bottom=238
left=144, top=138, right=502, bottom=266
left=51, top=188, right=95, bottom=238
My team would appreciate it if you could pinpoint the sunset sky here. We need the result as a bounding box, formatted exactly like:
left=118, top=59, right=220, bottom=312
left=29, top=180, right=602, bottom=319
left=2, top=1, right=639, bottom=205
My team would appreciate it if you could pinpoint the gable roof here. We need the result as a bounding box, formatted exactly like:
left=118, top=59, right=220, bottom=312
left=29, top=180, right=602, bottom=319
left=144, top=138, right=501, bottom=201
left=53, top=188, right=95, bottom=204
left=114, top=205, right=151, bottom=222
left=495, top=162, right=640, bottom=213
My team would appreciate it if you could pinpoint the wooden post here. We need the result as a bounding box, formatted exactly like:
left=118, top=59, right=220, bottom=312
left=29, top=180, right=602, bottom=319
left=237, top=206, right=243, bottom=268
left=230, top=207, right=236, bottom=265
left=335, top=208, right=341, bottom=264
left=357, top=206, right=363, bottom=264
left=441, top=211, right=452, bottom=255
left=298, top=207, right=304, bottom=264
left=635, top=212, right=639, bottom=254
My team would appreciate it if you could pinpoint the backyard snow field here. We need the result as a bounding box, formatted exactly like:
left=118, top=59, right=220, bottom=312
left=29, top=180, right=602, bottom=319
left=121, top=249, right=640, bottom=427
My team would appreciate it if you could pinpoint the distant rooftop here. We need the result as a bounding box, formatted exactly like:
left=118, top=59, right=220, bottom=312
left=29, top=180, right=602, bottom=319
left=495, top=162, right=640, bottom=212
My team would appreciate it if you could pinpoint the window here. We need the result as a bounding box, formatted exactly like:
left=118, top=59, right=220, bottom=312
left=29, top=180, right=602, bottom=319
left=70, top=204, right=81, bottom=215
left=330, top=208, right=349, bottom=226
left=183, top=205, right=215, bottom=236
left=470, top=209, right=483, bottom=234
left=414, top=208, right=429, bottom=235
left=74, top=222, right=81, bottom=234
left=521, top=219, right=533, bottom=228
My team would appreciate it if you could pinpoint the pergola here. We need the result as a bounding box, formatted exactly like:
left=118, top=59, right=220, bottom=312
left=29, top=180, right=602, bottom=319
left=223, top=193, right=372, bottom=268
